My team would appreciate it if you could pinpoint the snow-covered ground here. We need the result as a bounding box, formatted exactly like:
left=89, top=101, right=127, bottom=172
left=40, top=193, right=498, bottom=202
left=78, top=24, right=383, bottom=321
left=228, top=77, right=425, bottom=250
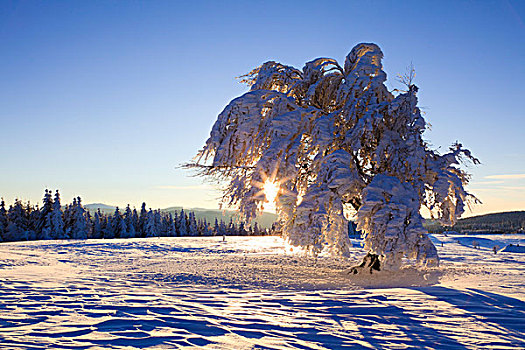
left=0, top=235, right=524, bottom=349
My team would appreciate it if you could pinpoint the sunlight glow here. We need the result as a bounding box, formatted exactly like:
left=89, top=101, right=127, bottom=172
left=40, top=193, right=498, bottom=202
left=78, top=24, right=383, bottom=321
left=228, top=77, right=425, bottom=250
left=263, top=180, right=280, bottom=206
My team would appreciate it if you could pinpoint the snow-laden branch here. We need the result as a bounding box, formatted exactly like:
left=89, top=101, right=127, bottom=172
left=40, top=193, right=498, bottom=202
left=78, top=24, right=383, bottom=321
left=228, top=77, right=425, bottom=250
left=191, top=43, right=479, bottom=269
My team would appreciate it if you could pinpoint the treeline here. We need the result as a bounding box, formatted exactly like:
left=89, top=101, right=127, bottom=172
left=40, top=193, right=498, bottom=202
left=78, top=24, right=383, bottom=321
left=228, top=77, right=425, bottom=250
left=424, top=211, right=525, bottom=234
left=0, top=190, right=272, bottom=243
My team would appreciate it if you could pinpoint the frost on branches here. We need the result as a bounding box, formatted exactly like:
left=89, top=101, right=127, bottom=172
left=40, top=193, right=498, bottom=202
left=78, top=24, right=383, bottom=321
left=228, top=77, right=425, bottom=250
left=189, top=43, right=479, bottom=270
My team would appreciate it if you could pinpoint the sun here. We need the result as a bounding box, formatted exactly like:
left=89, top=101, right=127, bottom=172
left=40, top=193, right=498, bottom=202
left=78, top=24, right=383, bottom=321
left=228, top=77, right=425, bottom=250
left=250, top=165, right=293, bottom=212
left=263, top=180, right=280, bottom=206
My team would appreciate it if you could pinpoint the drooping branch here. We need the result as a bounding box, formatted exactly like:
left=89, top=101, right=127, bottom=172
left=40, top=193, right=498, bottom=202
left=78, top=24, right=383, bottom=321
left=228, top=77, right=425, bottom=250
left=190, top=43, right=478, bottom=269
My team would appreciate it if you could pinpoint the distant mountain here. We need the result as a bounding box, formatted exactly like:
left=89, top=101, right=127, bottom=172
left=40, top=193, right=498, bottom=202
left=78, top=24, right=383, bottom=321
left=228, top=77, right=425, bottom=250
left=424, top=211, right=525, bottom=234
left=85, top=203, right=117, bottom=211
left=84, top=203, right=278, bottom=229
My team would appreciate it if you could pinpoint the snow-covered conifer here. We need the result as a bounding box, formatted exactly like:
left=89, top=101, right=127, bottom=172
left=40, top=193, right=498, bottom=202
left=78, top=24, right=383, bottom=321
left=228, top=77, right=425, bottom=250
left=70, top=197, right=88, bottom=239
left=92, top=210, right=104, bottom=239
left=188, top=211, right=198, bottom=236
left=131, top=208, right=139, bottom=235
left=110, top=207, right=127, bottom=238
left=138, top=202, right=148, bottom=237
left=5, top=200, right=28, bottom=241
left=154, top=210, right=163, bottom=236
left=253, top=222, right=260, bottom=236
left=213, top=218, right=219, bottom=236
left=219, top=219, right=227, bottom=236
left=36, top=190, right=53, bottom=240
left=144, top=209, right=157, bottom=237
left=227, top=218, right=236, bottom=236
left=0, top=198, right=7, bottom=241
left=25, top=202, right=37, bottom=241
left=50, top=190, right=65, bottom=239
left=238, top=222, right=247, bottom=236
left=172, top=211, right=180, bottom=236
left=123, top=205, right=136, bottom=238
left=202, top=219, right=212, bottom=236
left=167, top=213, right=176, bottom=237
left=190, top=43, right=479, bottom=269
left=178, top=209, right=188, bottom=236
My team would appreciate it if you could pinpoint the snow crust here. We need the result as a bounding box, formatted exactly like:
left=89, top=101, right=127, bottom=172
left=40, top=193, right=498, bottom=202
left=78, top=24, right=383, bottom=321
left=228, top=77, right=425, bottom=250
left=0, top=236, right=524, bottom=349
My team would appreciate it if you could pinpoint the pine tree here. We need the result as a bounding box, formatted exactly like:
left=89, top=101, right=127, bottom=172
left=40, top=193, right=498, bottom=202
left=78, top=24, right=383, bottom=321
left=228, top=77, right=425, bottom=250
left=138, top=202, right=148, bottom=237
left=25, top=201, right=37, bottom=241
left=173, top=211, right=180, bottom=236
left=123, top=205, right=136, bottom=238
left=5, top=200, right=28, bottom=241
left=70, top=197, right=88, bottom=239
left=0, top=198, right=7, bottom=242
left=178, top=209, right=188, bottom=236
left=101, top=211, right=114, bottom=239
left=167, top=213, right=176, bottom=237
left=213, top=218, right=219, bottom=236
left=227, top=218, right=235, bottom=236
left=154, top=210, right=163, bottom=236
left=110, top=207, right=128, bottom=238
left=253, top=222, right=260, bottom=236
left=145, top=209, right=157, bottom=237
left=219, top=219, right=227, bottom=236
left=238, top=222, right=246, bottom=236
left=132, top=208, right=139, bottom=235
left=36, top=190, right=53, bottom=240
left=201, top=219, right=211, bottom=236
left=92, top=210, right=104, bottom=239
left=50, top=190, right=65, bottom=239
left=63, top=201, right=74, bottom=238
left=188, top=211, right=198, bottom=236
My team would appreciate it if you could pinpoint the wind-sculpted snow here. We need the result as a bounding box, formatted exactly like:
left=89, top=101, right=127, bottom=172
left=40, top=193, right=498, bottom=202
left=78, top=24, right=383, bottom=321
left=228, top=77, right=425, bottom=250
left=192, top=43, right=479, bottom=269
left=0, top=236, right=524, bottom=349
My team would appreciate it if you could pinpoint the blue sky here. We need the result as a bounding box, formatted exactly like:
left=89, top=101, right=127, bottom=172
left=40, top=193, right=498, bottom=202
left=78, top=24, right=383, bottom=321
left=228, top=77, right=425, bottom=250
left=1, top=0, right=524, bottom=216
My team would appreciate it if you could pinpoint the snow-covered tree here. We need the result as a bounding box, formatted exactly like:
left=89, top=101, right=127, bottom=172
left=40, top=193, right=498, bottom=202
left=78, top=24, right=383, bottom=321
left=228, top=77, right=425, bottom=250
left=109, top=207, right=128, bottom=238
left=201, top=218, right=212, bottom=236
left=212, top=218, right=218, bottom=235
left=50, top=190, right=65, bottom=239
left=218, top=219, right=227, bottom=236
left=145, top=209, right=158, bottom=237
left=0, top=198, right=7, bottom=241
left=173, top=211, right=180, bottom=236
left=238, top=222, right=247, bottom=236
left=92, top=209, right=104, bottom=239
left=138, top=202, right=148, bottom=237
left=5, top=200, right=28, bottom=241
left=190, top=43, right=478, bottom=269
left=69, top=197, right=88, bottom=239
left=131, top=208, right=139, bottom=235
left=123, top=205, right=136, bottom=238
left=178, top=209, right=188, bottom=236
left=36, top=190, right=53, bottom=240
left=154, top=210, right=162, bottom=236
left=22, top=201, right=36, bottom=241
left=167, top=213, right=177, bottom=237
left=187, top=211, right=198, bottom=236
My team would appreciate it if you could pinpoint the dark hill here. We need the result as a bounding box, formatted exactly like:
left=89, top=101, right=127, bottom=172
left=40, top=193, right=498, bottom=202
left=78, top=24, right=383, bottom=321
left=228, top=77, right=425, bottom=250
left=424, top=211, right=525, bottom=234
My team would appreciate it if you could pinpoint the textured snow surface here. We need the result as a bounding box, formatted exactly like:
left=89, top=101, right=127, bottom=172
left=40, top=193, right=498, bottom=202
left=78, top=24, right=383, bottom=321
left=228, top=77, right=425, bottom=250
left=0, top=235, right=524, bottom=349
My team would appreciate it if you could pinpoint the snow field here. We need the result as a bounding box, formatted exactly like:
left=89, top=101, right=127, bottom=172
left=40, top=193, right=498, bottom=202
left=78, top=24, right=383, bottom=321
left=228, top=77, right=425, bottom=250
left=0, top=235, right=524, bottom=349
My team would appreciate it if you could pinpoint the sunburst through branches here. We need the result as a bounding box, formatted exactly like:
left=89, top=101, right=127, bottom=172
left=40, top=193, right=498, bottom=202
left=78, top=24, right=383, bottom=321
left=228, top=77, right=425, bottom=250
left=250, top=166, right=293, bottom=212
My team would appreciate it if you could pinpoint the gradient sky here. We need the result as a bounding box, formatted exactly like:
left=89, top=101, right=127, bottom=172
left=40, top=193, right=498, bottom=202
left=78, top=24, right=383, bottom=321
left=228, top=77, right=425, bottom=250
left=1, top=0, right=524, bottom=216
